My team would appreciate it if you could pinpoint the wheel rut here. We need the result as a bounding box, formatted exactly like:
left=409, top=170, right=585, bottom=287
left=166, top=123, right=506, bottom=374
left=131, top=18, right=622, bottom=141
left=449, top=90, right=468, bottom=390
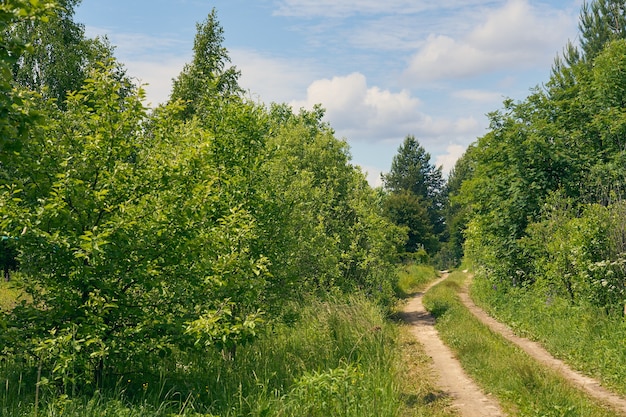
left=458, top=277, right=626, bottom=416
left=400, top=273, right=505, bottom=417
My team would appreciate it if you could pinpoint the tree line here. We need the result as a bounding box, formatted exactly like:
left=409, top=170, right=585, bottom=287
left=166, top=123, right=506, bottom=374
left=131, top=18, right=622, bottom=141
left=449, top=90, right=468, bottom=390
left=0, top=0, right=408, bottom=392
left=448, top=0, right=626, bottom=315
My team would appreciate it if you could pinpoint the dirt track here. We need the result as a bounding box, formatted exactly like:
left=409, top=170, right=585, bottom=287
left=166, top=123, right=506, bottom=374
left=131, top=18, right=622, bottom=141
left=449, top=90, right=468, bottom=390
left=458, top=278, right=626, bottom=416
left=401, top=273, right=505, bottom=417
left=402, top=272, right=626, bottom=417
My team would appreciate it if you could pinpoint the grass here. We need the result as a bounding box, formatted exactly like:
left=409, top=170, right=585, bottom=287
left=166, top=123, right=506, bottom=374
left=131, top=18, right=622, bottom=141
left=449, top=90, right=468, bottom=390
left=423, top=271, right=618, bottom=416
left=393, top=263, right=458, bottom=417
left=471, top=275, right=626, bottom=397
left=395, top=325, right=458, bottom=417
left=1, top=294, right=402, bottom=416
left=0, top=278, right=24, bottom=311
left=396, top=263, right=439, bottom=297
left=0, top=264, right=455, bottom=417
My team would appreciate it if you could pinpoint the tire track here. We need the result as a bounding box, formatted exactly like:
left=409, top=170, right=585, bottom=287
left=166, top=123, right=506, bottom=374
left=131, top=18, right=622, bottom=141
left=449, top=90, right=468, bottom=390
left=400, top=274, right=505, bottom=417
left=459, top=277, right=626, bottom=416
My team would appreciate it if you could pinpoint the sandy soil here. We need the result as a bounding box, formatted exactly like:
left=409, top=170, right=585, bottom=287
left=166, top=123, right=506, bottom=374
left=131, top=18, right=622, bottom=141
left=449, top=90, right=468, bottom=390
left=400, top=274, right=505, bottom=417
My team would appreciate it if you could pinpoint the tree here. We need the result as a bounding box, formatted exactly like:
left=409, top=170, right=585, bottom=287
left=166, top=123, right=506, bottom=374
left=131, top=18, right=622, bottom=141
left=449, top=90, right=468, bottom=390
left=579, top=0, right=626, bottom=61
left=11, top=0, right=120, bottom=106
left=0, top=0, right=54, bottom=152
left=169, top=9, right=241, bottom=121
left=440, top=145, right=476, bottom=266
left=258, top=104, right=404, bottom=306
left=383, top=191, right=437, bottom=253
left=382, top=135, right=446, bottom=253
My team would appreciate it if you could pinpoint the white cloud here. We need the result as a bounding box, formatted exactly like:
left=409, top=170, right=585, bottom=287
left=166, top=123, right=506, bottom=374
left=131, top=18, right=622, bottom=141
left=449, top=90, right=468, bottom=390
left=231, top=49, right=321, bottom=105
left=290, top=72, right=422, bottom=141
left=452, top=89, right=504, bottom=103
left=124, top=57, right=188, bottom=106
left=435, top=144, right=467, bottom=175
left=358, top=165, right=384, bottom=188
left=291, top=72, right=484, bottom=148
left=405, top=0, right=576, bottom=81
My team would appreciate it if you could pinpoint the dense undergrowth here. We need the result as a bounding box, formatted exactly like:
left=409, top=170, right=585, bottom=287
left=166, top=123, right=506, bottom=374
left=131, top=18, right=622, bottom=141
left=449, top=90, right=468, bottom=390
left=1, top=295, right=399, bottom=416
left=471, top=274, right=626, bottom=397
left=0, top=265, right=452, bottom=417
left=395, top=263, right=439, bottom=298
left=423, top=271, right=616, bottom=416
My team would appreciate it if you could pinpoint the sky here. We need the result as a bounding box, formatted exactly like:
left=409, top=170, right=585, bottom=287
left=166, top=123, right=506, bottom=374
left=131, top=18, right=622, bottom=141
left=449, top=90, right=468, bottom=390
left=75, top=0, right=582, bottom=187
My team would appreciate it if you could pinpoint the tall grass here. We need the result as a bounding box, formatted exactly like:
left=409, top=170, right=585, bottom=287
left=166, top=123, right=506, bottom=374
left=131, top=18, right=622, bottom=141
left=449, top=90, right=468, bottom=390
left=396, top=263, right=439, bottom=297
left=1, top=295, right=403, bottom=416
left=423, top=272, right=616, bottom=416
left=471, top=275, right=626, bottom=396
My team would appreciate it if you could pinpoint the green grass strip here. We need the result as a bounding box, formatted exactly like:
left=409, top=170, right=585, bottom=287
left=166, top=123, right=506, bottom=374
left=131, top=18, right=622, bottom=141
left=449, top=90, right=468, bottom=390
left=470, top=277, right=626, bottom=396
left=423, top=272, right=618, bottom=416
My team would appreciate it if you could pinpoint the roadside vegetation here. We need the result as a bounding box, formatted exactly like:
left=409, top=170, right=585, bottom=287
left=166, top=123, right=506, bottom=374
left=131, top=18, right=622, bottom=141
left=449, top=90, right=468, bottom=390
left=1, top=294, right=400, bottom=416
left=395, top=259, right=439, bottom=298
left=0, top=3, right=448, bottom=416
left=471, top=275, right=626, bottom=396
left=0, top=262, right=448, bottom=416
left=423, top=272, right=617, bottom=416
left=443, top=0, right=626, bottom=402
left=4, top=0, right=626, bottom=415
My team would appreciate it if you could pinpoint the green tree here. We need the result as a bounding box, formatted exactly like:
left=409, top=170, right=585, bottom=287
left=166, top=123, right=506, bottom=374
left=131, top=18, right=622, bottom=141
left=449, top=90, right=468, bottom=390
left=579, top=0, right=626, bottom=60
left=0, top=0, right=54, bottom=152
left=382, top=135, right=445, bottom=253
left=11, top=0, right=120, bottom=106
left=259, top=104, right=403, bottom=306
left=383, top=191, right=436, bottom=253
left=440, top=145, right=476, bottom=266
left=169, top=8, right=241, bottom=121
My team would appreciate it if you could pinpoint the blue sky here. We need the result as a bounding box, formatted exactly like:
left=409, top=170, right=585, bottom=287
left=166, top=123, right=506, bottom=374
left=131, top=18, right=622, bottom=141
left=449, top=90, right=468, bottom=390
left=75, top=0, right=582, bottom=186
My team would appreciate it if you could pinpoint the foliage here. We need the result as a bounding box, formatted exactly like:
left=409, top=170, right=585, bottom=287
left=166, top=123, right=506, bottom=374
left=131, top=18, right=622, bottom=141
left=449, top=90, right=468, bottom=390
left=169, top=9, right=241, bottom=121
left=1, top=296, right=404, bottom=417
left=0, top=0, right=55, bottom=152
left=11, top=0, right=122, bottom=107
left=0, top=6, right=406, bottom=411
left=382, top=135, right=445, bottom=255
left=459, top=24, right=626, bottom=309
left=384, top=191, right=437, bottom=254
left=579, top=0, right=626, bottom=61
left=471, top=273, right=626, bottom=396
left=394, top=263, right=438, bottom=298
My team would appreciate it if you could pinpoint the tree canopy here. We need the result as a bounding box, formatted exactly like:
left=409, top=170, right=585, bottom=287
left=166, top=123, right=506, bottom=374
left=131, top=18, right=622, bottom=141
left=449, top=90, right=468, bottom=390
left=0, top=5, right=405, bottom=393
left=453, top=0, right=626, bottom=314
left=382, top=135, right=445, bottom=255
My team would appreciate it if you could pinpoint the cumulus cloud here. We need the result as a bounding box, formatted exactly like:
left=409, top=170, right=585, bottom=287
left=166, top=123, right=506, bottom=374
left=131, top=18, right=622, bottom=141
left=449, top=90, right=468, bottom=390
left=290, top=72, right=423, bottom=141
left=405, top=0, right=576, bottom=81
left=291, top=72, right=483, bottom=146
left=435, top=144, right=468, bottom=175
left=231, top=49, right=320, bottom=104
left=124, top=57, right=188, bottom=106
left=452, top=89, right=504, bottom=103
left=358, top=165, right=384, bottom=188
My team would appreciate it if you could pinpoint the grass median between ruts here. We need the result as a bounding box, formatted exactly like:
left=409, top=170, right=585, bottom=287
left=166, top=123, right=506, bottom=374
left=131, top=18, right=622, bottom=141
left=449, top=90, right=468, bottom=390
left=422, top=271, right=617, bottom=417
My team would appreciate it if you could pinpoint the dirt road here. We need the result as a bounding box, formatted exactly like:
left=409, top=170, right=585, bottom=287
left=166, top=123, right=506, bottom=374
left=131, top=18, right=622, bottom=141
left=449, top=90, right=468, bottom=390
left=458, top=279, right=626, bottom=416
left=401, top=274, right=505, bottom=417
left=402, top=272, right=626, bottom=417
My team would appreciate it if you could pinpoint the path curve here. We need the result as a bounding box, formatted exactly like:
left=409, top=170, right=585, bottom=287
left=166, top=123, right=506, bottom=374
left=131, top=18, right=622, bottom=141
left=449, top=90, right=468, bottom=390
left=459, top=277, right=626, bottom=416
left=400, top=274, right=505, bottom=417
